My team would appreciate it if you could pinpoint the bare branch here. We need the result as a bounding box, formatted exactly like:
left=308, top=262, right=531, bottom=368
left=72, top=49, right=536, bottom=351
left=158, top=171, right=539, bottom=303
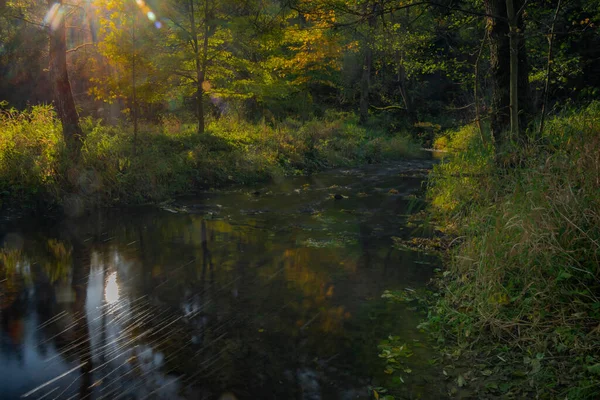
left=173, top=71, right=197, bottom=82
left=66, top=42, right=95, bottom=53
left=370, top=104, right=405, bottom=111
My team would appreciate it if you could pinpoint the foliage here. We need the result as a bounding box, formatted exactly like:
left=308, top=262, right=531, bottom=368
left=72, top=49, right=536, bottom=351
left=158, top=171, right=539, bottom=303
left=0, top=104, right=420, bottom=209
left=425, top=103, right=600, bottom=398
left=0, top=103, right=64, bottom=206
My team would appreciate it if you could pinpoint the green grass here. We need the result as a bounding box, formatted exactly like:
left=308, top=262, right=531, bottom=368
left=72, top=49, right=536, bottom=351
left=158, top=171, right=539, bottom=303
left=0, top=105, right=421, bottom=211
left=425, top=103, right=600, bottom=398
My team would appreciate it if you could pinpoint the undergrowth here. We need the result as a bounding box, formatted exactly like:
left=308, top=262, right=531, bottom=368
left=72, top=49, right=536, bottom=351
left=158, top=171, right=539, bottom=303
left=424, top=103, right=600, bottom=398
left=0, top=104, right=421, bottom=212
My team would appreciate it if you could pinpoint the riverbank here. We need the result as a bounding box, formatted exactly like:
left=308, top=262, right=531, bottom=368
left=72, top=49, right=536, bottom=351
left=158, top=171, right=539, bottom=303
left=0, top=105, right=422, bottom=215
left=422, top=104, right=600, bottom=398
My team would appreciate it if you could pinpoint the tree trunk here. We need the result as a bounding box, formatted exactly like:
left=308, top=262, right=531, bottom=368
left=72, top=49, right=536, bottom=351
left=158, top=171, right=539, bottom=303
left=189, top=0, right=204, bottom=134
left=199, top=1, right=211, bottom=134
left=474, top=31, right=487, bottom=145
left=506, top=0, right=519, bottom=138
left=359, top=46, right=372, bottom=125
left=538, top=0, right=562, bottom=139
left=397, top=53, right=416, bottom=125
left=484, top=0, right=532, bottom=146
left=359, top=3, right=377, bottom=125
left=132, top=10, right=138, bottom=152
left=47, top=0, right=84, bottom=158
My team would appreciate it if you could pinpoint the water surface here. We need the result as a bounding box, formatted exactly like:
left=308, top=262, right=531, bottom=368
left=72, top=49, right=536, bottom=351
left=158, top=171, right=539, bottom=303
left=0, top=160, right=444, bottom=399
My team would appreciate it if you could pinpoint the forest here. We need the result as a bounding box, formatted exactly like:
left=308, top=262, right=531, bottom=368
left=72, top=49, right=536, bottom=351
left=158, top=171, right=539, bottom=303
left=1, top=0, right=600, bottom=398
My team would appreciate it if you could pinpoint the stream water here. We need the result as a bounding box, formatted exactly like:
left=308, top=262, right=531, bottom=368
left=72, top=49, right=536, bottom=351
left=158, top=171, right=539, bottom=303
left=0, top=159, right=446, bottom=400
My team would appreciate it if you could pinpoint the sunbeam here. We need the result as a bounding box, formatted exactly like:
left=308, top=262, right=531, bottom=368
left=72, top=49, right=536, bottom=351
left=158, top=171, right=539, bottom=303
left=43, top=3, right=63, bottom=31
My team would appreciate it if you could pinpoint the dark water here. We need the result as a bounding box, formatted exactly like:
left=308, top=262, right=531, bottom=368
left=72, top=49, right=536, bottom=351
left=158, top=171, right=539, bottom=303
left=0, top=160, right=445, bottom=400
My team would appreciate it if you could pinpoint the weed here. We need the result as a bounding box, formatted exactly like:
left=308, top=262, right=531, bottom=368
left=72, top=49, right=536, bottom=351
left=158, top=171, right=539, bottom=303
left=425, top=103, right=600, bottom=398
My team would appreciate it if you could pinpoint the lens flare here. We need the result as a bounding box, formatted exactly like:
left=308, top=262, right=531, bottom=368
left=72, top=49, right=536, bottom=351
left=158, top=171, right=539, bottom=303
left=44, top=3, right=64, bottom=31
left=147, top=11, right=156, bottom=21
left=155, top=21, right=162, bottom=29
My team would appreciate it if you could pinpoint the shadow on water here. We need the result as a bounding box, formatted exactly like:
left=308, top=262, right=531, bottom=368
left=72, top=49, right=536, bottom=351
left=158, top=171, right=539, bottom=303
left=0, top=160, right=447, bottom=399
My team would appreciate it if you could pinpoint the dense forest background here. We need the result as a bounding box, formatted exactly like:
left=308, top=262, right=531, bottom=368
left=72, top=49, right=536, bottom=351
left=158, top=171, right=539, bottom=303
left=2, top=0, right=598, bottom=142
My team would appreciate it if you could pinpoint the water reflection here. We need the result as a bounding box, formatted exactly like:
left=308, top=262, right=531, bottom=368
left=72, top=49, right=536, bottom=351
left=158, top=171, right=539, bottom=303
left=0, top=161, right=443, bottom=399
left=104, top=272, right=120, bottom=305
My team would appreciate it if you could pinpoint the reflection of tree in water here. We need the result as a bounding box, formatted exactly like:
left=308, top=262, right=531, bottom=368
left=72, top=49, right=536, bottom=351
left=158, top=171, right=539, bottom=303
left=120, top=215, right=364, bottom=398
left=69, top=228, right=93, bottom=399
left=0, top=201, right=438, bottom=399
left=0, top=276, right=27, bottom=365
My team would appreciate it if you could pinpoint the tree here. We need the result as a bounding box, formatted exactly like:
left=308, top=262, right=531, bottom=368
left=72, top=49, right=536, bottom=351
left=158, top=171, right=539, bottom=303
left=92, top=0, right=168, bottom=136
left=156, top=0, right=222, bottom=134
left=0, top=4, right=51, bottom=108
left=3, top=0, right=93, bottom=157
left=46, top=0, right=85, bottom=157
left=484, top=0, right=532, bottom=145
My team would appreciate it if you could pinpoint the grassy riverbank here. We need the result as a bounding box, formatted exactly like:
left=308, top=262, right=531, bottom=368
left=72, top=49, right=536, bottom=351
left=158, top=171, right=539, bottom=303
left=424, top=103, right=600, bottom=398
left=0, top=104, right=420, bottom=213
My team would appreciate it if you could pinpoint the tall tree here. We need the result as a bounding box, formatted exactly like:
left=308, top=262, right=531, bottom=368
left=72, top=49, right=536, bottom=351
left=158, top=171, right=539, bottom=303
left=158, top=0, right=221, bottom=134
left=359, top=2, right=376, bottom=125
left=92, top=0, right=166, bottom=139
left=484, top=0, right=532, bottom=145
left=46, top=0, right=84, bottom=157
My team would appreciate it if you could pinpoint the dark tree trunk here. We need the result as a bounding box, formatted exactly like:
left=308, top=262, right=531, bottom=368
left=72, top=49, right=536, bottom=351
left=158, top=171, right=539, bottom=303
left=189, top=0, right=211, bottom=134
left=359, top=47, right=372, bottom=125
left=359, top=3, right=377, bottom=125
left=189, top=0, right=203, bottom=134
left=132, top=10, right=138, bottom=152
left=199, top=1, right=210, bottom=134
left=397, top=55, right=416, bottom=125
left=47, top=0, right=84, bottom=157
left=484, top=0, right=532, bottom=145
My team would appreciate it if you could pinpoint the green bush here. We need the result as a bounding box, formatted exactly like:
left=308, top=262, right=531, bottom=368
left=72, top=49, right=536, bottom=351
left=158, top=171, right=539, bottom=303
left=0, top=104, right=64, bottom=205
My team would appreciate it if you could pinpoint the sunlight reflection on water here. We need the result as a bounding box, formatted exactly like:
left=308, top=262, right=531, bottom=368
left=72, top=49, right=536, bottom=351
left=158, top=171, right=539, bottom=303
left=104, top=271, right=120, bottom=304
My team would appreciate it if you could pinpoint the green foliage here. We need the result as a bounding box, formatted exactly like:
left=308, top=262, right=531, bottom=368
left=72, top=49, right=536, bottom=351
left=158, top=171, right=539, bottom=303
left=0, top=104, right=64, bottom=205
left=0, top=105, right=420, bottom=209
left=428, top=123, right=494, bottom=217
left=426, top=103, right=600, bottom=398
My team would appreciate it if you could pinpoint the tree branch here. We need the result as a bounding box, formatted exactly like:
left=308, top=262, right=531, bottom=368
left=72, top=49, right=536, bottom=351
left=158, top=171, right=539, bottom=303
left=9, top=14, right=45, bottom=28
left=370, top=104, right=405, bottom=111
left=67, top=42, right=95, bottom=53
left=290, top=1, right=508, bottom=30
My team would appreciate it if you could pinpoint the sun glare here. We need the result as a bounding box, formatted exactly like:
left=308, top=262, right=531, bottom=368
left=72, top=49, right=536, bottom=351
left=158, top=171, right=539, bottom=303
left=133, top=0, right=161, bottom=27
left=44, top=3, right=63, bottom=31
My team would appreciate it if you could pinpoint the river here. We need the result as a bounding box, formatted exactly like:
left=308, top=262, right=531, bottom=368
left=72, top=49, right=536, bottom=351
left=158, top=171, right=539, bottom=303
left=0, top=158, right=446, bottom=400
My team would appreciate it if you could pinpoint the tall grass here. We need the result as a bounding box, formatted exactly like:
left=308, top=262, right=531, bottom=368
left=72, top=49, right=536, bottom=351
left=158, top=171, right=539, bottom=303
left=0, top=104, right=421, bottom=210
left=0, top=104, right=64, bottom=205
left=427, top=103, right=600, bottom=398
